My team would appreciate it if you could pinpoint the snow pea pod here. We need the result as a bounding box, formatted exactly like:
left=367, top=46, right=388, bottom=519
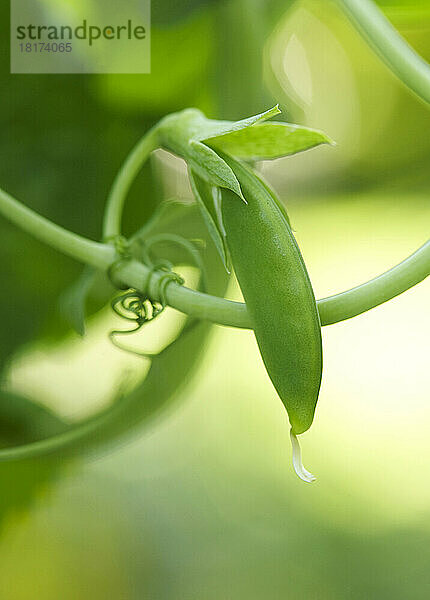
left=220, top=155, right=322, bottom=482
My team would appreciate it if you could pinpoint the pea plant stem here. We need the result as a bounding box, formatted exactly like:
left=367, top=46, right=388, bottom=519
left=317, top=241, right=430, bottom=325
left=0, top=184, right=428, bottom=329
left=0, top=186, right=112, bottom=268
left=102, top=126, right=159, bottom=240
left=336, top=0, right=430, bottom=105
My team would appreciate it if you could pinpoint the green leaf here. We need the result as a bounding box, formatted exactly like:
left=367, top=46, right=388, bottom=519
left=59, top=266, right=98, bottom=336
left=156, top=105, right=327, bottom=278
left=0, top=392, right=68, bottom=448
left=189, top=169, right=230, bottom=271
left=157, top=106, right=332, bottom=203
left=158, top=118, right=243, bottom=198
left=192, top=105, right=281, bottom=141
left=0, top=391, right=68, bottom=522
left=188, top=140, right=244, bottom=198
left=212, top=185, right=226, bottom=238
left=159, top=105, right=280, bottom=145
left=206, top=122, right=334, bottom=160
left=157, top=106, right=284, bottom=199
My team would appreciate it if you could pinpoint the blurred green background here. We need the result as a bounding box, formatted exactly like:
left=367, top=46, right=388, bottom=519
left=0, top=0, right=429, bottom=598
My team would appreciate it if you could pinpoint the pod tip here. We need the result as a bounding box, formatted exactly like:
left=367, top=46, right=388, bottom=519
left=289, top=429, right=316, bottom=484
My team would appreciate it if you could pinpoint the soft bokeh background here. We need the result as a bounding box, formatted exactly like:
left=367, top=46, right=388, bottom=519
left=0, top=0, right=429, bottom=598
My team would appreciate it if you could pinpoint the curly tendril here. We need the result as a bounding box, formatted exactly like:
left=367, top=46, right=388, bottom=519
left=106, top=235, right=193, bottom=357
left=109, top=266, right=184, bottom=358
left=134, top=232, right=208, bottom=293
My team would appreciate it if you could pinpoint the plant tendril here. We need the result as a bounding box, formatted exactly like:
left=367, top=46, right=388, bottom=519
left=107, top=232, right=212, bottom=357
left=109, top=266, right=184, bottom=358
left=108, top=232, right=187, bottom=358
left=134, top=233, right=208, bottom=293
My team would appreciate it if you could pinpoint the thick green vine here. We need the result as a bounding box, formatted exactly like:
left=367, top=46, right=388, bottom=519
left=0, top=180, right=428, bottom=330
left=0, top=182, right=428, bottom=330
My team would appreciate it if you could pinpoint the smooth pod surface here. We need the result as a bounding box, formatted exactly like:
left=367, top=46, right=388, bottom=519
left=220, top=155, right=322, bottom=434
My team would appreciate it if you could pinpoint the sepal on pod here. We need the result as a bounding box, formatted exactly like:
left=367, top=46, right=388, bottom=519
left=157, top=105, right=332, bottom=270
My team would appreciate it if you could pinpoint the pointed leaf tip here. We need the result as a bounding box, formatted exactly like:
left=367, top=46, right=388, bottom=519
left=207, top=122, right=334, bottom=161
left=189, top=139, right=245, bottom=200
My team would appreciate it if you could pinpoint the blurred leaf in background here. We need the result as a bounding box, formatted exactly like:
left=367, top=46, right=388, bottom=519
left=0, top=391, right=67, bottom=527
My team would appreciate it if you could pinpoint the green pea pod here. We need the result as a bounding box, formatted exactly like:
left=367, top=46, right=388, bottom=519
left=220, top=154, right=322, bottom=482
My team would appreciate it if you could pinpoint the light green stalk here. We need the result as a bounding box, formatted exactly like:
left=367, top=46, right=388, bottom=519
left=0, top=185, right=428, bottom=329
left=102, top=127, right=159, bottom=240
left=336, top=0, right=430, bottom=104
left=0, top=187, right=112, bottom=267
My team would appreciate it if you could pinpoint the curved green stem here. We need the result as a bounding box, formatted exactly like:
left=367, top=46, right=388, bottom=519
left=130, top=241, right=430, bottom=327
left=0, top=183, right=428, bottom=330
left=102, top=126, right=159, bottom=240
left=336, top=0, right=430, bottom=104
left=317, top=241, right=430, bottom=325
left=0, top=187, right=113, bottom=267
